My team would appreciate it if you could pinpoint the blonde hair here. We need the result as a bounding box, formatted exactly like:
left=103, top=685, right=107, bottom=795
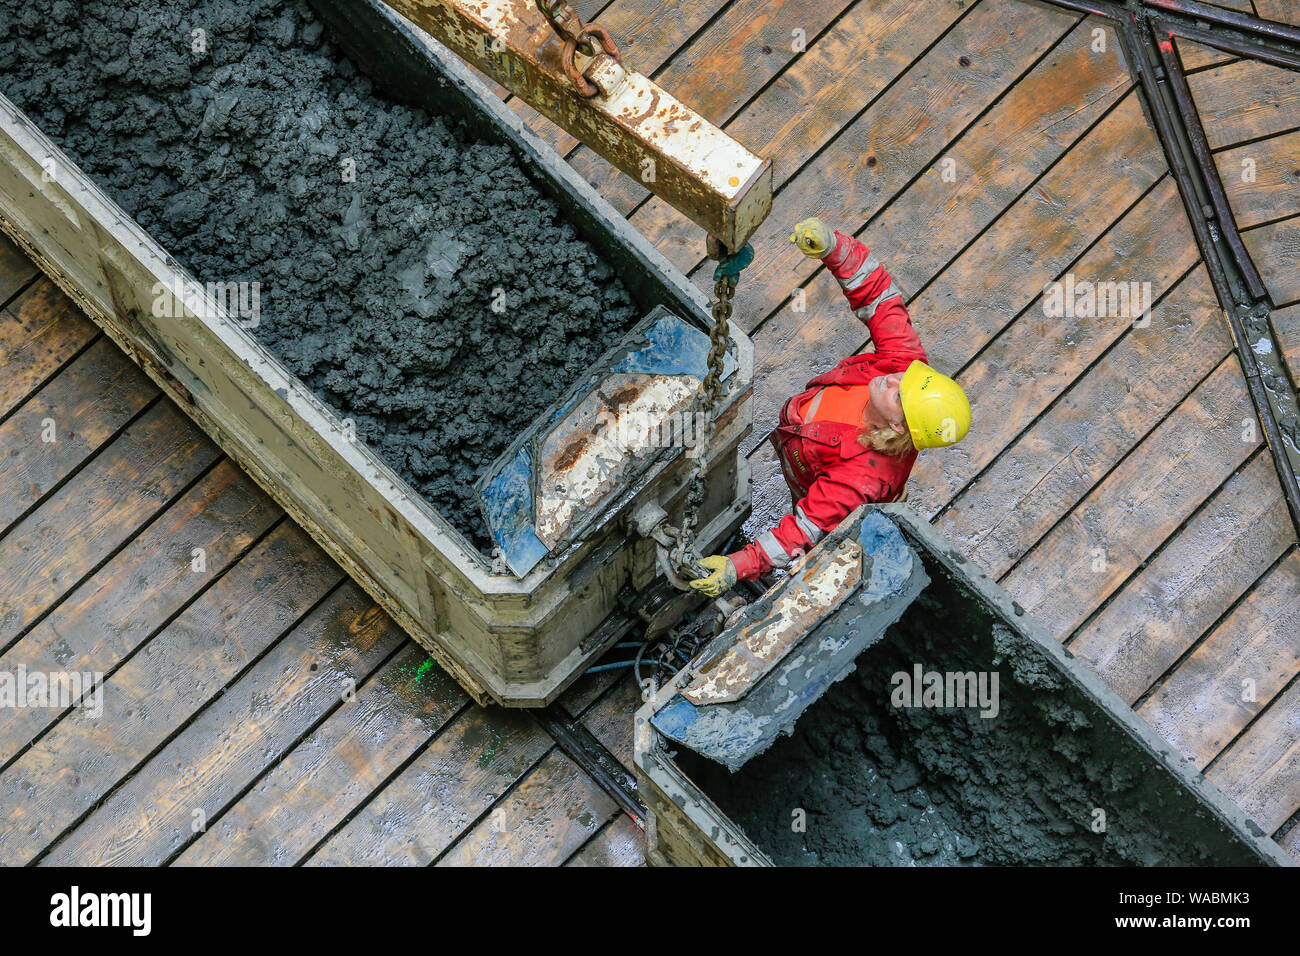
left=859, top=425, right=915, bottom=457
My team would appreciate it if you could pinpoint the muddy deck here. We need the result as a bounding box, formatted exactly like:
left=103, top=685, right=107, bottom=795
left=2, top=0, right=1299, bottom=865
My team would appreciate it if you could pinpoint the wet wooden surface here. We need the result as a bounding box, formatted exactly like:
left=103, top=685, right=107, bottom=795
left=2, top=0, right=1298, bottom=865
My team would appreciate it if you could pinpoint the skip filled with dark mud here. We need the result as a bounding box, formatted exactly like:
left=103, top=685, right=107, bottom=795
left=675, top=570, right=1267, bottom=866
left=0, top=0, right=639, bottom=551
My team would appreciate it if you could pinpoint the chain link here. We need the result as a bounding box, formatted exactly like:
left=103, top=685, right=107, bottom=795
left=535, top=0, right=621, bottom=97
left=670, top=274, right=734, bottom=579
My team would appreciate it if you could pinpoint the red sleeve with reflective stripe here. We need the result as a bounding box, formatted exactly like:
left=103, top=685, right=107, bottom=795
left=822, top=232, right=924, bottom=363
left=728, top=466, right=890, bottom=580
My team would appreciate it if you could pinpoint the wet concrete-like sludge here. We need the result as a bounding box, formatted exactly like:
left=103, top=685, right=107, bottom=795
left=0, top=0, right=640, bottom=551
left=675, top=559, right=1268, bottom=866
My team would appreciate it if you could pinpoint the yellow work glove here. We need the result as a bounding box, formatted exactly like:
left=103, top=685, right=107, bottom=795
left=790, top=217, right=835, bottom=258
left=688, top=555, right=737, bottom=598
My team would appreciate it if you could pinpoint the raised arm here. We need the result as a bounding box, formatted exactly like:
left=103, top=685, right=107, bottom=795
left=821, top=229, right=925, bottom=362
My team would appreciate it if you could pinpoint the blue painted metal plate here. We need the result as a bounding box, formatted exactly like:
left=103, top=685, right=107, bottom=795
left=651, top=510, right=929, bottom=771
left=476, top=306, right=736, bottom=577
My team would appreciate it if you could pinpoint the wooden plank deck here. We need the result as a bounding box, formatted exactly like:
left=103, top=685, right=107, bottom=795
left=1, top=0, right=1298, bottom=865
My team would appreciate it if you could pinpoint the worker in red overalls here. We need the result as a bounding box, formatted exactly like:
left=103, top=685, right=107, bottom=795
left=688, top=218, right=972, bottom=596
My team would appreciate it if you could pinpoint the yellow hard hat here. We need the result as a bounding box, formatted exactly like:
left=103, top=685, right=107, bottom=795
left=899, top=361, right=970, bottom=450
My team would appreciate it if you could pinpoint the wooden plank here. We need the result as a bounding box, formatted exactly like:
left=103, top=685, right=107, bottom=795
left=1273, top=302, right=1300, bottom=386
left=585, top=672, right=638, bottom=769
left=0, top=337, right=157, bottom=530
left=937, top=265, right=1225, bottom=574
left=1253, top=0, right=1300, bottom=28
left=435, top=676, right=641, bottom=866
left=301, top=668, right=617, bottom=865
left=689, top=0, right=1085, bottom=325
left=1070, top=452, right=1295, bottom=704
left=0, top=279, right=97, bottom=419
left=1137, top=550, right=1300, bottom=768
left=0, top=459, right=281, bottom=764
left=1187, top=57, right=1300, bottom=150
left=42, top=584, right=404, bottom=865
left=1176, top=38, right=1237, bottom=73
left=561, top=0, right=860, bottom=217
left=909, top=94, right=1167, bottom=374
left=1243, top=216, right=1300, bottom=306
left=741, top=19, right=1133, bottom=463
left=0, top=520, right=342, bottom=865
left=915, top=178, right=1199, bottom=525
left=175, top=642, right=467, bottom=866
left=0, top=230, right=36, bottom=304
left=566, top=813, right=646, bottom=866
left=0, top=403, right=219, bottom=642
left=1208, top=676, right=1300, bottom=834
left=1203, top=0, right=1259, bottom=13
left=1281, top=821, right=1300, bottom=862
left=303, top=704, right=552, bottom=865
left=1216, top=130, right=1300, bottom=227
left=999, top=355, right=1260, bottom=637
left=629, top=0, right=994, bottom=276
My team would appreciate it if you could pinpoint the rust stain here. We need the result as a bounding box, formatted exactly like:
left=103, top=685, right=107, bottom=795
left=551, top=433, right=591, bottom=473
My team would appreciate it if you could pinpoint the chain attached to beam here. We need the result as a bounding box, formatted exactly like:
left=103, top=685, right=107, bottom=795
left=669, top=238, right=744, bottom=584
left=535, top=0, right=621, bottom=97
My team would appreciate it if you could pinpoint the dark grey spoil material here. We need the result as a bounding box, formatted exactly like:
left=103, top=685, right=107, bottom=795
left=678, top=579, right=1260, bottom=866
left=0, top=0, right=638, bottom=551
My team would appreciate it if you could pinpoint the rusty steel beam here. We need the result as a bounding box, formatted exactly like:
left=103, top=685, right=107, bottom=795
left=376, top=0, right=771, bottom=250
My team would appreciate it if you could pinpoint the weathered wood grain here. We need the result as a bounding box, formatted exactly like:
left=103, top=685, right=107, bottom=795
left=0, top=337, right=157, bottom=531
left=691, top=0, right=1083, bottom=333
left=999, top=355, right=1260, bottom=637
left=1273, top=301, right=1300, bottom=386
left=175, top=641, right=466, bottom=866
left=740, top=19, right=1133, bottom=522
left=1216, top=130, right=1300, bottom=227
left=934, top=263, right=1224, bottom=573
left=0, top=403, right=219, bottom=642
left=1187, top=57, right=1300, bottom=149
left=914, top=178, right=1199, bottom=524
left=1243, top=215, right=1300, bottom=305
left=42, top=584, right=403, bottom=866
left=0, top=520, right=342, bottom=865
left=1138, top=550, right=1300, bottom=768
left=0, top=459, right=281, bottom=763
left=1070, top=452, right=1295, bottom=704
left=436, top=676, right=641, bottom=866
left=567, top=812, right=646, bottom=866
left=301, top=668, right=618, bottom=865
left=1253, top=0, right=1300, bottom=28
left=630, top=0, right=988, bottom=276
left=1208, top=673, right=1300, bottom=834
left=1176, top=38, right=1237, bottom=73
left=0, top=279, right=97, bottom=419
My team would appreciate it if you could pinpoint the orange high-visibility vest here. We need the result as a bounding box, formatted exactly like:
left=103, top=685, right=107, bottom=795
left=800, top=384, right=871, bottom=428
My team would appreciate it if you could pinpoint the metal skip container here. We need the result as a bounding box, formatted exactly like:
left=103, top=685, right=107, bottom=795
left=635, top=506, right=1292, bottom=867
left=0, top=0, right=753, bottom=707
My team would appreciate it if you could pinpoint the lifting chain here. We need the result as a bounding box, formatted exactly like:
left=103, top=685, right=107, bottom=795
left=535, top=0, right=621, bottom=97
left=669, top=265, right=735, bottom=582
